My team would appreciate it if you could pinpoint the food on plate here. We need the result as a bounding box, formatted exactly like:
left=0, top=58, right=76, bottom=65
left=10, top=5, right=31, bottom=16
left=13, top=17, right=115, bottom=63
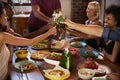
left=20, top=63, right=35, bottom=70
left=77, top=58, right=98, bottom=70
left=31, top=43, right=48, bottom=49
left=51, top=40, right=65, bottom=49
left=30, top=50, right=51, bottom=60
left=43, top=66, right=70, bottom=80
left=15, top=49, right=28, bottom=59
left=72, top=41, right=81, bottom=46
left=46, top=52, right=62, bottom=61
left=77, top=62, right=106, bottom=77
left=77, top=61, right=98, bottom=70
left=78, top=68, right=95, bottom=80
left=44, top=52, right=62, bottom=65
left=77, top=58, right=107, bottom=77
left=14, top=60, right=37, bottom=71
left=70, top=41, right=87, bottom=48
left=79, top=49, right=99, bottom=59
left=68, top=47, right=78, bottom=55
left=84, top=57, right=98, bottom=69
left=84, top=51, right=95, bottom=58
left=48, top=70, right=65, bottom=76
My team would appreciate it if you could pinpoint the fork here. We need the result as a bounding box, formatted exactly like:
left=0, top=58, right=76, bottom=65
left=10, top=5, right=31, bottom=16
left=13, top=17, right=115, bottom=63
left=20, top=66, right=24, bottom=80
left=17, top=74, right=21, bottom=80
left=17, top=73, right=23, bottom=80
left=20, top=66, right=29, bottom=80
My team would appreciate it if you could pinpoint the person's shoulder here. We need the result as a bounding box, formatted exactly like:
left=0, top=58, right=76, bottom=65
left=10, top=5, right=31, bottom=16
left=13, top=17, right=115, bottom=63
left=93, top=20, right=102, bottom=26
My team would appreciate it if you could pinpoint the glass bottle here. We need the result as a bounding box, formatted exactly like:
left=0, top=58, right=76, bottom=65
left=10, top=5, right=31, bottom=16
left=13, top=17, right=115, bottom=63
left=60, top=48, right=72, bottom=70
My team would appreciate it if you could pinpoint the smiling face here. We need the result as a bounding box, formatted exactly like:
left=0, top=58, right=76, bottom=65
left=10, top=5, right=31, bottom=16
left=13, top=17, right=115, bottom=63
left=105, top=13, right=117, bottom=30
left=86, top=1, right=100, bottom=21
left=86, top=4, right=97, bottom=19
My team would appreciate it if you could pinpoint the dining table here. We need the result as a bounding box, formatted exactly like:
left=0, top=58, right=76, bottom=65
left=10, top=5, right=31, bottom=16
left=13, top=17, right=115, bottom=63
left=9, top=36, right=120, bottom=80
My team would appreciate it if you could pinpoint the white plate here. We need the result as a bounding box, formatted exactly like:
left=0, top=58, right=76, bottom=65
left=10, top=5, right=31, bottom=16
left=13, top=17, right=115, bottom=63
left=92, top=76, right=107, bottom=80
left=43, top=58, right=60, bottom=65
left=95, top=64, right=111, bottom=74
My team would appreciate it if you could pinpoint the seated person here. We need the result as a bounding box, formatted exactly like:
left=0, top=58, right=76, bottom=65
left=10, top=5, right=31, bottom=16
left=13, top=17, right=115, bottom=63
left=67, top=1, right=102, bottom=49
left=102, top=5, right=120, bottom=63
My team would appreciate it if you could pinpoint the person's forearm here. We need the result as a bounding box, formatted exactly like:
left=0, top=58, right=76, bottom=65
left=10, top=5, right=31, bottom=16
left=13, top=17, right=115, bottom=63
left=34, top=11, right=51, bottom=23
left=32, top=5, right=51, bottom=23
left=69, top=22, right=104, bottom=37
left=24, top=24, right=53, bottom=38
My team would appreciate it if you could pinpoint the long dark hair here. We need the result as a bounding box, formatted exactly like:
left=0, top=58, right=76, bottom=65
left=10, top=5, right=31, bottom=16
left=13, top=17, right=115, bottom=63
left=0, top=1, right=7, bottom=32
left=105, top=5, right=120, bottom=27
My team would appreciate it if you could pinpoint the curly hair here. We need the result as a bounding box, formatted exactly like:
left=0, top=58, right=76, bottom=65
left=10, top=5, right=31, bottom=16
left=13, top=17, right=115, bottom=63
left=105, top=5, right=120, bottom=27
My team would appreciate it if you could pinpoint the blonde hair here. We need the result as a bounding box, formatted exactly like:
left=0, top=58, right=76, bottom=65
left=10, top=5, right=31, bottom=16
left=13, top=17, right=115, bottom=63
left=88, top=1, right=100, bottom=20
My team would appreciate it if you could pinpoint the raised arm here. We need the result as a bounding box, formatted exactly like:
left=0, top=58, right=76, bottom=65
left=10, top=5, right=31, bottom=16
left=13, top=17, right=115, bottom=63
left=1, top=27, right=56, bottom=46
left=62, top=19, right=103, bottom=37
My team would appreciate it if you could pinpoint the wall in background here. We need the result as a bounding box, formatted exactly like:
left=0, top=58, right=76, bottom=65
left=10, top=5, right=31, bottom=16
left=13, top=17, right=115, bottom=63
left=106, top=0, right=120, bottom=8
left=60, top=0, right=71, bottom=19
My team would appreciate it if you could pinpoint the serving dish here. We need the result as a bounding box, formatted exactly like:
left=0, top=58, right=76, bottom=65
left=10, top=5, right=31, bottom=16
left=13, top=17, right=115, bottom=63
left=43, top=66, right=70, bottom=80
left=15, top=49, right=28, bottom=59
left=79, top=49, right=99, bottom=59
left=44, top=52, right=62, bottom=65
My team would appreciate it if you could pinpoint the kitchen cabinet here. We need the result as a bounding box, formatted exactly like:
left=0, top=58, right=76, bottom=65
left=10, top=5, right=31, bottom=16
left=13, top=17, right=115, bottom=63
left=11, top=14, right=29, bottom=36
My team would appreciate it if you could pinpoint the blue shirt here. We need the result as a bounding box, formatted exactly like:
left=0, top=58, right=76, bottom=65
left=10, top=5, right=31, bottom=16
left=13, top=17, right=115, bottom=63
left=102, top=27, right=120, bottom=41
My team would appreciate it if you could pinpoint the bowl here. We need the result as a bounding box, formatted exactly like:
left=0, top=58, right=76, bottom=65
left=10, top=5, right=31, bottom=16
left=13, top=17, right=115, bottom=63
left=68, top=47, right=78, bottom=55
left=15, top=49, right=28, bottom=59
left=79, top=49, right=99, bottom=59
left=78, top=68, right=95, bottom=80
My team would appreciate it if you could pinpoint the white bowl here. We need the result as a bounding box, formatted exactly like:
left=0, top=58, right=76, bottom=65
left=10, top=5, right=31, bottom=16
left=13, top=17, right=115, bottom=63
left=78, top=68, right=95, bottom=80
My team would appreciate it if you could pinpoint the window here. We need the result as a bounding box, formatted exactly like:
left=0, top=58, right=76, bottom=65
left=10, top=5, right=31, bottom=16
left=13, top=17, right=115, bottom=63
left=11, top=0, right=31, bottom=6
